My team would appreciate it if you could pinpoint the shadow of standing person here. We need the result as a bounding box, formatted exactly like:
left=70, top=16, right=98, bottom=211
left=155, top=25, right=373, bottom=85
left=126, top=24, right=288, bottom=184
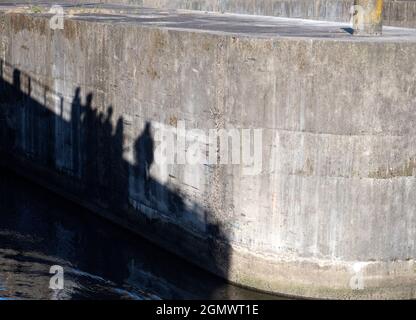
left=71, top=88, right=82, bottom=178
left=133, top=122, right=154, bottom=202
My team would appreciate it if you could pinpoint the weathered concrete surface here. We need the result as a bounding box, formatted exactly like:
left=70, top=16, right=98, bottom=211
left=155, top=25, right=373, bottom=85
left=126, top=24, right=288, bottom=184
left=136, top=0, right=416, bottom=27
left=352, top=0, right=384, bottom=35
left=138, top=0, right=416, bottom=28
left=7, top=0, right=416, bottom=28
left=1, top=4, right=416, bottom=299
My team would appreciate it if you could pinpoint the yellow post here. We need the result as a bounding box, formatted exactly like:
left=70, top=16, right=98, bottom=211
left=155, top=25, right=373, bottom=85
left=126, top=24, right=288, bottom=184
left=353, top=0, right=384, bottom=35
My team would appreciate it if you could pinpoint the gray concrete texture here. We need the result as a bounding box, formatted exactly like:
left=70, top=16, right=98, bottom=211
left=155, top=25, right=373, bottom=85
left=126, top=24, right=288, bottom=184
left=8, top=0, right=415, bottom=28
left=137, top=0, right=416, bottom=28
left=0, top=4, right=416, bottom=298
left=134, top=0, right=416, bottom=27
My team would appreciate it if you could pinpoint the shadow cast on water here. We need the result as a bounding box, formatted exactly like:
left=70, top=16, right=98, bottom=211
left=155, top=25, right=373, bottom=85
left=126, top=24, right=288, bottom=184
left=0, top=59, right=231, bottom=299
left=0, top=168, right=273, bottom=299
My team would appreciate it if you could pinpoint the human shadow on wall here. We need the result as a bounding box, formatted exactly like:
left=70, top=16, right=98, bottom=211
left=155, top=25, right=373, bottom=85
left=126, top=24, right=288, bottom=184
left=0, top=59, right=231, bottom=299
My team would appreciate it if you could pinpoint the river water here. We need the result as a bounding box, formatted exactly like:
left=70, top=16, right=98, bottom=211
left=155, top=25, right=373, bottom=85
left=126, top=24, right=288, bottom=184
left=0, top=168, right=279, bottom=300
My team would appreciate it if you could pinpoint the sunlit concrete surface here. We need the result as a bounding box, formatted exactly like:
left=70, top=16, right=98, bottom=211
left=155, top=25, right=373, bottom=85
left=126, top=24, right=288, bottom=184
left=2, top=0, right=416, bottom=27
left=0, top=3, right=416, bottom=299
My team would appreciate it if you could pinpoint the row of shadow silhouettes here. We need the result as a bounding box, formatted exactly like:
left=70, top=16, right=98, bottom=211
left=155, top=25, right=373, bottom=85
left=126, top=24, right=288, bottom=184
left=0, top=58, right=230, bottom=295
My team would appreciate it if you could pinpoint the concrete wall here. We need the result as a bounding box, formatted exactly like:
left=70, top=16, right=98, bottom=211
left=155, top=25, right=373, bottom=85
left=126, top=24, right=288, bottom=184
left=3, top=0, right=416, bottom=27
left=1, top=7, right=416, bottom=298
left=106, top=0, right=416, bottom=28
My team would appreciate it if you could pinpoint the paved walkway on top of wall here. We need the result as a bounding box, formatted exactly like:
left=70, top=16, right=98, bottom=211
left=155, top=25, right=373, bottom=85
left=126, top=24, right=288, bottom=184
left=2, top=0, right=416, bottom=28
left=1, top=2, right=416, bottom=42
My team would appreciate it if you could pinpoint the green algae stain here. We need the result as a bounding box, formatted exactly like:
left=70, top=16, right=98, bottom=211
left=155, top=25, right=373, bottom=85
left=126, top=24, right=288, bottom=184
left=368, top=158, right=416, bottom=179
left=30, top=6, right=43, bottom=14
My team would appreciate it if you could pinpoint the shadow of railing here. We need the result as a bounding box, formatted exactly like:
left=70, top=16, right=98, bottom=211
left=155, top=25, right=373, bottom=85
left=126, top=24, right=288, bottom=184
left=0, top=58, right=231, bottom=298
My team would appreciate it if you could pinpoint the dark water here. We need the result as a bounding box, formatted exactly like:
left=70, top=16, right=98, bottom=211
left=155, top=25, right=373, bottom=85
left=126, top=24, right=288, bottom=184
left=0, top=168, right=278, bottom=300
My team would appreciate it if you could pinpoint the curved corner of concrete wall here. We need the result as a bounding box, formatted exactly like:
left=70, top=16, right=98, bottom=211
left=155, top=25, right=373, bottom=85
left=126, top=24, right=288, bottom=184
left=10, top=0, right=415, bottom=28
left=1, top=6, right=416, bottom=299
left=135, top=0, right=416, bottom=28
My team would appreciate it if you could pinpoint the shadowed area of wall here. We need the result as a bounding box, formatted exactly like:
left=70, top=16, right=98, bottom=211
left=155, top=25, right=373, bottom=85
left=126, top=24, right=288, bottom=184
left=1, top=6, right=416, bottom=299
left=0, top=166, right=279, bottom=299
left=0, top=59, right=232, bottom=298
